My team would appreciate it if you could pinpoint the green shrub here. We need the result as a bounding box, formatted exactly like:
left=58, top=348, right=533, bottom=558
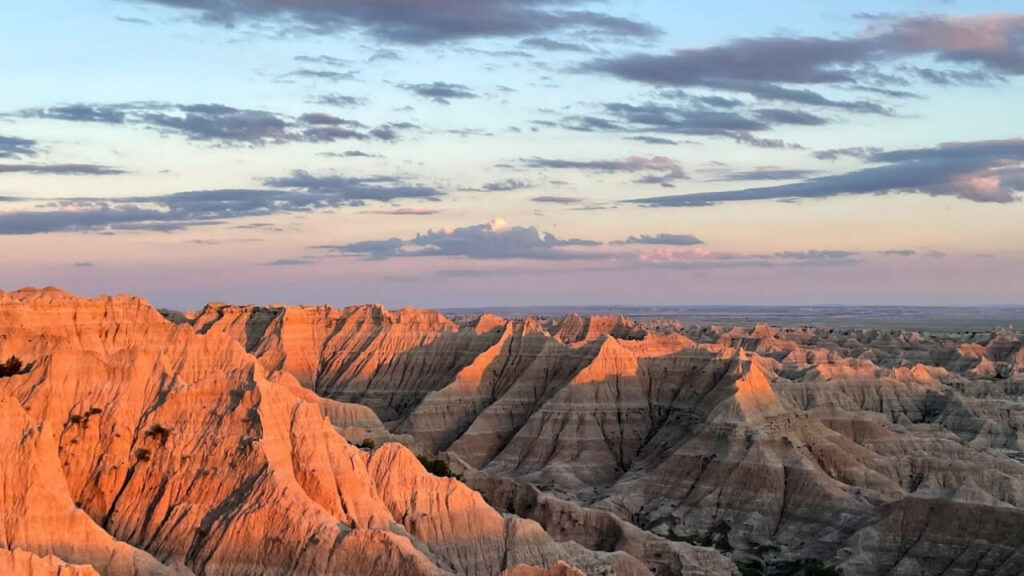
left=0, top=356, right=23, bottom=377
left=358, top=438, right=376, bottom=450
left=145, top=423, right=171, bottom=445
left=417, top=455, right=456, bottom=478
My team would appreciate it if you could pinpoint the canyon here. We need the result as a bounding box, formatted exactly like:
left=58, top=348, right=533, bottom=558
left=1, top=287, right=1022, bottom=575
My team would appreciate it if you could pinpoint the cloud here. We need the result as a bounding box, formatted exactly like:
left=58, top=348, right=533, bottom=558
left=519, top=37, right=593, bottom=53
left=754, top=108, right=828, bottom=126
left=16, top=102, right=414, bottom=145
left=587, top=14, right=1024, bottom=92
left=627, top=135, right=679, bottom=146
left=263, top=170, right=443, bottom=203
left=73, top=261, right=94, bottom=267
left=318, top=150, right=379, bottom=158
left=554, top=101, right=814, bottom=147
left=0, top=171, right=443, bottom=234
left=481, top=179, right=532, bottom=192
left=319, top=218, right=603, bottom=260
left=525, top=155, right=686, bottom=185
left=19, top=103, right=128, bottom=123
left=123, top=0, right=659, bottom=44
left=629, top=138, right=1024, bottom=206
left=613, top=233, right=703, bottom=246
left=283, top=68, right=358, bottom=81
left=775, top=250, right=857, bottom=260
left=879, top=249, right=917, bottom=256
left=313, top=93, right=368, bottom=108
left=360, top=207, right=440, bottom=216
left=571, top=14, right=1024, bottom=146
left=714, top=168, right=819, bottom=181
left=369, top=48, right=403, bottom=61
left=812, top=147, right=883, bottom=161
left=0, top=136, right=37, bottom=159
left=600, top=103, right=768, bottom=134
left=0, top=163, right=127, bottom=175
left=319, top=238, right=405, bottom=260
left=141, top=104, right=292, bottom=143
left=401, top=82, right=477, bottom=104
left=531, top=196, right=583, bottom=204
left=294, top=55, right=350, bottom=68
left=630, top=247, right=862, bottom=269
left=266, top=258, right=314, bottom=266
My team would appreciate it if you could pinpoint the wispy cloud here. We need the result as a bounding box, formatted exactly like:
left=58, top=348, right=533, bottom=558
left=586, top=14, right=1024, bottom=93
left=0, top=135, right=38, bottom=159
left=0, top=163, right=127, bottom=175
left=124, top=0, right=660, bottom=44
left=400, top=82, right=477, bottom=104
left=613, top=233, right=703, bottom=246
left=0, top=171, right=442, bottom=234
left=629, top=139, right=1024, bottom=206
left=15, top=102, right=416, bottom=145
left=525, top=155, right=686, bottom=186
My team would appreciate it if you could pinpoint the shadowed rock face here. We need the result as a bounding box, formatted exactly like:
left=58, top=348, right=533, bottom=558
left=188, top=300, right=1024, bottom=575
left=0, top=288, right=734, bottom=576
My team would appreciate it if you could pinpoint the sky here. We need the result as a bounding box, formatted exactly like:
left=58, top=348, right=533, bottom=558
left=1, top=1, right=1023, bottom=309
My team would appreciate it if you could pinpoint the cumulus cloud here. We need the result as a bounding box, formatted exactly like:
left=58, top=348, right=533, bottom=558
left=0, top=171, right=442, bottom=234
left=525, top=155, right=686, bottom=186
left=123, top=0, right=659, bottom=44
left=319, top=218, right=603, bottom=260
left=629, top=138, right=1024, bottom=206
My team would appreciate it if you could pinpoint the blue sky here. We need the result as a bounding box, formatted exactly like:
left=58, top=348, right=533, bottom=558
left=1, top=1, right=1022, bottom=308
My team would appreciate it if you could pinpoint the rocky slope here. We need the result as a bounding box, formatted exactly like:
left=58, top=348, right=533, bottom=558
left=0, top=288, right=734, bottom=576
left=184, top=301, right=1024, bottom=575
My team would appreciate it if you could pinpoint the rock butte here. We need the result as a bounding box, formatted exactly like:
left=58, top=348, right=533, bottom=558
left=0, top=287, right=1021, bottom=575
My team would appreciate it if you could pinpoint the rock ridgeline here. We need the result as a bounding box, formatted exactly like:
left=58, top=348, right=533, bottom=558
left=0, top=288, right=736, bottom=576
left=2, top=287, right=1023, bottom=575
left=185, top=299, right=1024, bottom=575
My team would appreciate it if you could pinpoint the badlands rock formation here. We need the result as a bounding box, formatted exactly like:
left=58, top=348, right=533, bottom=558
left=2, top=287, right=1022, bottom=575
left=186, top=300, right=1024, bottom=575
left=0, top=288, right=734, bottom=576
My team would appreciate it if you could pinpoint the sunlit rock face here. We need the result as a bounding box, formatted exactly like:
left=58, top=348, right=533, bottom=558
left=193, top=298, right=1024, bottom=575
left=3, top=286, right=1023, bottom=575
left=0, top=288, right=736, bottom=576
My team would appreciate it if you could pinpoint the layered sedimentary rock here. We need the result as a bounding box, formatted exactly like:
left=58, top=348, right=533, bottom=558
left=1, top=288, right=731, bottom=576
left=189, top=300, right=1024, bottom=575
